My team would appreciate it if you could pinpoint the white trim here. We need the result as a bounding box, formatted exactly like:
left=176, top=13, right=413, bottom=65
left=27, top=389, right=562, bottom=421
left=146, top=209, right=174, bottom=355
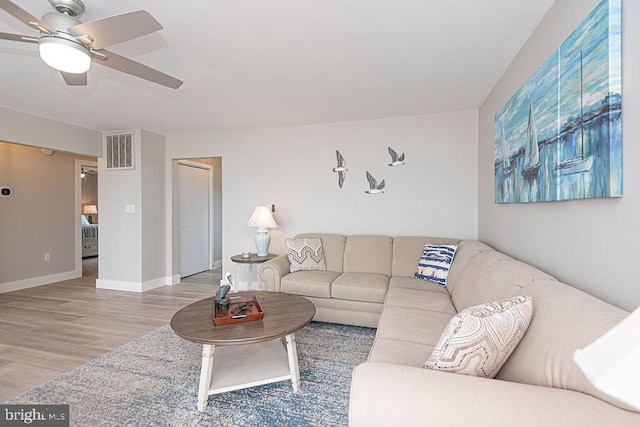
left=0, top=270, right=79, bottom=293
left=96, top=276, right=174, bottom=292
left=171, top=274, right=181, bottom=285
left=212, top=259, right=222, bottom=269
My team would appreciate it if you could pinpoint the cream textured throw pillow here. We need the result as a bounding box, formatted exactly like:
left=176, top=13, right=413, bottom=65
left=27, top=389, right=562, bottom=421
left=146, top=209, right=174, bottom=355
left=285, top=237, right=327, bottom=273
left=424, top=295, right=534, bottom=378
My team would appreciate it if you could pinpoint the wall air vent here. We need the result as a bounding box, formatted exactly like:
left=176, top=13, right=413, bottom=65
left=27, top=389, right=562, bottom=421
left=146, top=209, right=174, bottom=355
left=104, top=132, right=135, bottom=170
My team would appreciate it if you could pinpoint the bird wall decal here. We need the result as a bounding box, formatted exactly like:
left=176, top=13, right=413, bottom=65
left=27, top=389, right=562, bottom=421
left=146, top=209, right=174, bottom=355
left=332, top=150, right=348, bottom=188
left=365, top=171, right=385, bottom=194
left=388, top=147, right=405, bottom=166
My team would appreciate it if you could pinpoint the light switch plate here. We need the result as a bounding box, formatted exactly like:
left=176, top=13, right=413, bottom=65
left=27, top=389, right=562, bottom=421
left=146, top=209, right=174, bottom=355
left=125, top=204, right=136, bottom=213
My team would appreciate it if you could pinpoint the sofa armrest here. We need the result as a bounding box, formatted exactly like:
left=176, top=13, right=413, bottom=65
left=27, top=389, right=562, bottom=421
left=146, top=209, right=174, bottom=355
left=349, top=362, right=639, bottom=427
left=258, top=255, right=291, bottom=291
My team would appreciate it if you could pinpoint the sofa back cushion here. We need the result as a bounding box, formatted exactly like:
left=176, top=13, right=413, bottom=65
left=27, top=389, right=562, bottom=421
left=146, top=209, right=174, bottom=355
left=448, top=250, right=513, bottom=309
left=496, top=280, right=636, bottom=412
left=295, top=233, right=346, bottom=273
left=453, top=258, right=555, bottom=311
left=343, top=235, right=393, bottom=276
left=445, top=240, right=494, bottom=296
left=391, top=236, right=461, bottom=278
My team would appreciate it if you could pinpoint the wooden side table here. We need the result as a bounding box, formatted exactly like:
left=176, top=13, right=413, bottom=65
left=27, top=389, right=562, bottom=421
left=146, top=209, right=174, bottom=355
left=231, top=253, right=277, bottom=290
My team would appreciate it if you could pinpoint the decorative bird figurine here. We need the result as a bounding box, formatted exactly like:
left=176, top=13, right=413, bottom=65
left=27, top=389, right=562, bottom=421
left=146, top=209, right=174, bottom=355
left=216, top=273, right=233, bottom=302
left=388, top=147, right=405, bottom=166
left=332, top=150, right=348, bottom=188
left=365, top=171, right=385, bottom=194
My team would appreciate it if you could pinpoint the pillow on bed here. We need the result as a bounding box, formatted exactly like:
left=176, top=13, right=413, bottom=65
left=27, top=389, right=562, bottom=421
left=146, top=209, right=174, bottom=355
left=81, top=215, right=90, bottom=225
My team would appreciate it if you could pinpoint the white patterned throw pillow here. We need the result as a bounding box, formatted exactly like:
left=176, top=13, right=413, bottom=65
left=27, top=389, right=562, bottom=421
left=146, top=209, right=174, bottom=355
left=414, top=244, right=457, bottom=286
left=285, top=237, right=327, bottom=273
left=424, top=296, right=534, bottom=378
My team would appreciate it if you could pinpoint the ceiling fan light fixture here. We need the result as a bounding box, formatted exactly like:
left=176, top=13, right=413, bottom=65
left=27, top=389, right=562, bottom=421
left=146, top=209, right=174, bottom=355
left=39, top=36, right=91, bottom=74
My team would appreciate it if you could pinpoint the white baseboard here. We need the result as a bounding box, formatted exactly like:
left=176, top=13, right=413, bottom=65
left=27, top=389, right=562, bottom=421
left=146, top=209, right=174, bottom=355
left=96, top=276, right=174, bottom=292
left=170, top=274, right=180, bottom=285
left=212, top=259, right=222, bottom=269
left=0, top=270, right=80, bottom=294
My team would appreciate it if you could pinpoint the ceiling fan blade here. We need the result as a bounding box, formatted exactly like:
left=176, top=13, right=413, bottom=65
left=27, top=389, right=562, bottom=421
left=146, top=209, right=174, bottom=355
left=61, top=71, right=87, bottom=86
left=94, top=49, right=183, bottom=89
left=0, top=0, right=56, bottom=34
left=0, top=31, right=38, bottom=43
left=70, top=10, right=162, bottom=49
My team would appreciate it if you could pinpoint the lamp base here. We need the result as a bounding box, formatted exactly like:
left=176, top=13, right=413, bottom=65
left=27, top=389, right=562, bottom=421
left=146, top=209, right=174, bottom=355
left=255, top=232, right=270, bottom=257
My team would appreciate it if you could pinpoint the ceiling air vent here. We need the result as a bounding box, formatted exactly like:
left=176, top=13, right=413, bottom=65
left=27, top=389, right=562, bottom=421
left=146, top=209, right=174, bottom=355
left=104, top=132, right=134, bottom=170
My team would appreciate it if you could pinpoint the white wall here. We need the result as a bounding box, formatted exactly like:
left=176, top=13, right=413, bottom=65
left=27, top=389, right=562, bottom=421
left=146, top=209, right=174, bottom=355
left=98, top=129, right=171, bottom=291
left=0, top=107, right=101, bottom=156
left=141, top=130, right=167, bottom=283
left=478, top=0, right=639, bottom=311
left=98, top=131, right=143, bottom=288
left=167, top=111, right=478, bottom=278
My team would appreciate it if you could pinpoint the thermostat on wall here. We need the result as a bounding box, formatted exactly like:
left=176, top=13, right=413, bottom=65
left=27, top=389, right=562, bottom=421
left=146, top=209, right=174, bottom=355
left=1, top=187, right=11, bottom=197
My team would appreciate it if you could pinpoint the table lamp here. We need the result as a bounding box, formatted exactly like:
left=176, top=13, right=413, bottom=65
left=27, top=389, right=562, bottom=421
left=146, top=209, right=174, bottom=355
left=83, top=204, right=98, bottom=224
left=246, top=205, right=278, bottom=257
left=573, top=305, right=640, bottom=410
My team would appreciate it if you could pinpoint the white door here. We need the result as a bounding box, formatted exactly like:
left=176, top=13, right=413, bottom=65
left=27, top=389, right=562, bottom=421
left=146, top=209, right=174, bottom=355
left=179, top=163, right=210, bottom=278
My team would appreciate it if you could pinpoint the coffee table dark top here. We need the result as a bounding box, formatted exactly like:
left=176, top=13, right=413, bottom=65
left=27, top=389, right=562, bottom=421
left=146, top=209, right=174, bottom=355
left=170, top=291, right=316, bottom=346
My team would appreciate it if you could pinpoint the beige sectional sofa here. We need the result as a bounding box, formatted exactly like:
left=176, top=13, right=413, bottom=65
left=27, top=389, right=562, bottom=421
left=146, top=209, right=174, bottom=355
left=259, top=234, right=640, bottom=426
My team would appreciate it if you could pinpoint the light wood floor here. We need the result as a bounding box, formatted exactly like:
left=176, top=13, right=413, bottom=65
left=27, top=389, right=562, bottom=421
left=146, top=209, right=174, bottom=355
left=0, top=257, right=221, bottom=401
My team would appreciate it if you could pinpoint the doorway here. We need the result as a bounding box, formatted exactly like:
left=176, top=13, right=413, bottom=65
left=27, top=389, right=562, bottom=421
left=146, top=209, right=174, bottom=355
left=75, top=159, right=98, bottom=278
left=178, top=161, right=212, bottom=278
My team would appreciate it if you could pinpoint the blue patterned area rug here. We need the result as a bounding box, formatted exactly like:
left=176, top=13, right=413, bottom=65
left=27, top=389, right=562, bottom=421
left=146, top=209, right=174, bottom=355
left=6, top=322, right=375, bottom=426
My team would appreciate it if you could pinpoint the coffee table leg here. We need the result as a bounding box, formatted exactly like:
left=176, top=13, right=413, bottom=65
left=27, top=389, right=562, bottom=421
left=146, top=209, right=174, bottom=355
left=197, top=344, right=215, bottom=412
left=285, top=334, right=300, bottom=391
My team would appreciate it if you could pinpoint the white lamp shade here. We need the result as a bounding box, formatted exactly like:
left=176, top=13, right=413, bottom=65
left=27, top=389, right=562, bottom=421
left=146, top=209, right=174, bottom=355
left=246, top=206, right=278, bottom=233
left=573, top=305, right=640, bottom=410
left=39, top=37, right=91, bottom=74
left=83, top=205, right=98, bottom=215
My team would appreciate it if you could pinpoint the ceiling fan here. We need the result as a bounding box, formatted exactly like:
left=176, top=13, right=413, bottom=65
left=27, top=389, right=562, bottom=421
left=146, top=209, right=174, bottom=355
left=0, top=0, right=182, bottom=88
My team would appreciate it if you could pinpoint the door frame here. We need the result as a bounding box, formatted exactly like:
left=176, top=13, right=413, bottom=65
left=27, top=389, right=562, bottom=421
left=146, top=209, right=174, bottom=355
left=177, top=160, right=215, bottom=273
left=75, top=159, right=98, bottom=279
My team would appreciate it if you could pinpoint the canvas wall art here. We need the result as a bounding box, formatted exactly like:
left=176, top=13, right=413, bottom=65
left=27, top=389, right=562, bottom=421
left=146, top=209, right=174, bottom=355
left=494, top=0, right=621, bottom=203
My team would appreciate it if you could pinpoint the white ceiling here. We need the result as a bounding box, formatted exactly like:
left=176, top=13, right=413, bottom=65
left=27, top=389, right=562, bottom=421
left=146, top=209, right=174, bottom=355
left=0, top=0, right=556, bottom=134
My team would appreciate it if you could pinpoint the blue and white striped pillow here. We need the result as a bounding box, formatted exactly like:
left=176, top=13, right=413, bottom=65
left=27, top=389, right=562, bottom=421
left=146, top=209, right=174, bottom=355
left=414, top=244, right=458, bottom=286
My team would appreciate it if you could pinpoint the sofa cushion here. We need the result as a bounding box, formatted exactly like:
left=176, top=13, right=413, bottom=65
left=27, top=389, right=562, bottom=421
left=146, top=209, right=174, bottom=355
left=332, top=272, right=389, bottom=303
left=449, top=250, right=514, bottom=311
left=453, top=259, right=556, bottom=312
left=414, top=244, right=458, bottom=286
left=497, top=280, right=637, bottom=412
left=388, top=276, right=449, bottom=295
left=368, top=337, right=435, bottom=367
left=285, top=237, right=327, bottom=272
left=424, top=296, right=533, bottom=378
left=295, top=233, right=346, bottom=273
left=384, top=288, right=456, bottom=315
left=376, top=306, right=452, bottom=346
left=392, top=236, right=461, bottom=278
left=280, top=271, right=340, bottom=298
left=343, top=235, right=393, bottom=276
left=445, top=240, right=495, bottom=296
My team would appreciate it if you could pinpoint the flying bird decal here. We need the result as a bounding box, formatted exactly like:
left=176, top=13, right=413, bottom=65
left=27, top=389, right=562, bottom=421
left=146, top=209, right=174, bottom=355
left=332, top=150, right=348, bottom=188
left=365, top=171, right=385, bottom=194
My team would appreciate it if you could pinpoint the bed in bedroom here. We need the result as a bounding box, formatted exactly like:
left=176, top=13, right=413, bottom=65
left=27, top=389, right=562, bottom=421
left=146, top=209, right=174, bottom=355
left=81, top=219, right=98, bottom=258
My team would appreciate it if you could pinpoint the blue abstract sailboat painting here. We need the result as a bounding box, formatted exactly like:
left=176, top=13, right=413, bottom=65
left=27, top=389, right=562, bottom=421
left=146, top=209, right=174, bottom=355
left=494, top=0, right=621, bottom=203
